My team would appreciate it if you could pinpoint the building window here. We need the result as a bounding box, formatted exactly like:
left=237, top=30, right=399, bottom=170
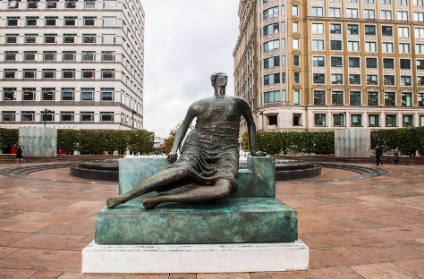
left=8, top=0, right=19, bottom=8
left=417, top=44, right=424, bottom=55
left=26, top=16, right=38, bottom=26
left=419, top=93, right=424, bottom=106
left=42, top=88, right=55, bottom=100
left=82, top=51, right=96, bottom=61
left=384, top=75, right=395, bottom=86
left=293, top=90, right=300, bottom=105
left=314, top=90, right=326, bottom=105
left=46, top=0, right=57, bottom=8
left=43, top=51, right=56, bottom=61
left=346, top=8, right=358, bottom=18
left=400, top=59, right=411, bottom=70
left=414, top=12, right=424, bottom=21
left=3, top=88, right=17, bottom=101
left=350, top=91, right=361, bottom=106
left=369, top=115, right=379, bottom=127
left=331, top=56, right=343, bottom=67
left=366, top=58, right=377, bottom=69
left=7, top=17, right=19, bottom=26
left=62, top=69, right=76, bottom=79
left=386, top=114, right=397, bottom=127
left=399, top=43, right=410, bottom=54
left=312, top=23, right=324, bottom=34
left=44, top=34, right=57, bottom=43
left=368, top=92, right=379, bottom=106
left=292, top=5, right=299, bottom=16
left=293, top=114, right=301, bottom=126
left=25, top=34, right=37, bottom=44
left=23, top=69, right=37, bottom=79
left=2, top=112, right=16, bottom=122
left=313, top=73, right=325, bottom=84
left=62, top=51, right=76, bottom=61
left=81, top=112, right=95, bottom=122
left=100, top=112, right=114, bottom=122
left=83, top=16, right=96, bottom=26
left=399, top=27, right=410, bottom=38
left=365, top=42, right=377, bottom=52
left=383, top=58, right=394, bottom=69
left=102, top=34, right=116, bottom=44
left=63, top=34, right=76, bottom=44
left=22, top=88, right=36, bottom=100
left=403, top=115, right=413, bottom=127
left=101, top=88, right=114, bottom=101
left=61, top=88, right=75, bottom=100
left=349, top=74, right=361, bottom=85
left=380, top=10, right=392, bottom=20
left=347, top=24, right=359, bottom=35
left=64, top=16, right=77, bottom=26
left=82, top=69, right=95, bottom=79
left=263, top=23, right=279, bottom=36
left=81, top=88, right=95, bottom=101
left=292, top=22, right=299, bottom=33
left=6, top=34, right=18, bottom=44
left=263, top=6, right=279, bottom=19
left=367, top=75, right=378, bottom=85
left=264, top=56, right=279, bottom=69
left=382, top=26, right=393, bottom=36
left=264, top=73, right=280, bottom=85
left=42, top=69, right=56, bottom=79
left=61, top=112, right=74, bottom=122
left=21, top=111, right=35, bottom=122
left=263, top=40, right=280, bottom=52
left=24, top=51, right=36, bottom=61
left=313, top=56, right=325, bottom=67
left=314, top=114, right=326, bottom=126
left=329, top=8, right=341, bottom=17
left=45, top=17, right=58, bottom=26
left=330, top=40, right=342, bottom=51
left=103, top=16, right=116, bottom=27
left=84, top=0, right=96, bottom=8
left=292, top=38, right=300, bottom=50
left=418, top=76, right=424, bottom=86
left=397, top=11, right=409, bottom=21
left=312, top=39, right=325, bottom=51
left=348, top=41, right=360, bottom=52
left=385, top=92, right=396, bottom=106
left=401, top=76, right=412, bottom=86
left=83, top=34, right=96, bottom=44
left=268, top=115, right=278, bottom=125
left=330, top=23, right=341, bottom=34
left=4, top=69, right=17, bottom=79
left=421, top=115, right=424, bottom=127
left=349, top=57, right=360, bottom=68
left=311, top=6, right=323, bottom=16
left=333, top=114, right=345, bottom=126
left=4, top=51, right=17, bottom=61
left=415, top=27, right=424, bottom=38
left=65, top=0, right=77, bottom=8
left=41, top=111, right=55, bottom=122
left=103, top=0, right=117, bottom=9
left=332, top=91, right=344, bottom=105
left=264, top=90, right=280, bottom=104
left=365, top=25, right=376, bottom=35
left=417, top=60, right=424, bottom=70
left=382, top=42, right=394, bottom=53
left=331, top=74, right=343, bottom=84
left=351, top=114, right=362, bottom=127
left=402, top=92, right=412, bottom=106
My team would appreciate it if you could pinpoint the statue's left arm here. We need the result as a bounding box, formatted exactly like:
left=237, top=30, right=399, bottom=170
left=238, top=99, right=266, bottom=156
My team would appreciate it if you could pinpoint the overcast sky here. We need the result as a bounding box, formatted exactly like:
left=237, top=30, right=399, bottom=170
left=142, top=0, right=240, bottom=138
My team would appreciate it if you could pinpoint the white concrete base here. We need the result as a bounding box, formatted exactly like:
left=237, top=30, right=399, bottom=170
left=82, top=240, right=309, bottom=274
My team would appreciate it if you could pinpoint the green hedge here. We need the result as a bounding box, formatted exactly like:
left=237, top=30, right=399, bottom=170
left=242, top=131, right=334, bottom=155
left=58, top=129, right=154, bottom=155
left=0, top=129, right=19, bottom=153
left=371, top=127, right=424, bottom=155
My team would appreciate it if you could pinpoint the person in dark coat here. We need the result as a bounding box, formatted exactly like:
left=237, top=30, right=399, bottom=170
left=15, top=143, right=25, bottom=164
left=375, top=144, right=383, bottom=166
left=394, top=146, right=400, bottom=165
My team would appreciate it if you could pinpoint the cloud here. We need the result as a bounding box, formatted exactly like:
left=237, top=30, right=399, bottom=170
left=142, top=0, right=239, bottom=137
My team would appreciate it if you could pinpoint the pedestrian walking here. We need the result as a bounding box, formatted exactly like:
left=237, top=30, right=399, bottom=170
left=15, top=143, right=25, bottom=164
left=375, top=144, right=383, bottom=166
left=394, top=146, right=400, bottom=165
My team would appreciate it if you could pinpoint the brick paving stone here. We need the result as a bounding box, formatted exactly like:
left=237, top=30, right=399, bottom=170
left=0, top=163, right=423, bottom=278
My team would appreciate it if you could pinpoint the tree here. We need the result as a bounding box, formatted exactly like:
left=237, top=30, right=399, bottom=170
left=162, top=128, right=177, bottom=154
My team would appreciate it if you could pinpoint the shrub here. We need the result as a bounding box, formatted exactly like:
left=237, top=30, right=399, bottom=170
left=57, top=129, right=79, bottom=154
left=371, top=127, right=424, bottom=155
left=0, top=129, right=18, bottom=153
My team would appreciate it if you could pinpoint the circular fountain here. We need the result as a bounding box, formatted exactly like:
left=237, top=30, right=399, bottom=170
left=274, top=159, right=322, bottom=180
left=70, top=159, right=119, bottom=181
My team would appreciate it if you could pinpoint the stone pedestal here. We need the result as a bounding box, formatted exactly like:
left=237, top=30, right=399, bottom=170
left=19, top=127, right=57, bottom=157
left=82, top=241, right=309, bottom=273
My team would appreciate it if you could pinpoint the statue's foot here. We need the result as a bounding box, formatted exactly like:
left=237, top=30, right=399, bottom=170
left=142, top=198, right=160, bottom=210
left=106, top=196, right=123, bottom=208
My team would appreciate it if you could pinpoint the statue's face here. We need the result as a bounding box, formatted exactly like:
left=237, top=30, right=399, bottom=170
left=215, top=75, right=228, bottom=88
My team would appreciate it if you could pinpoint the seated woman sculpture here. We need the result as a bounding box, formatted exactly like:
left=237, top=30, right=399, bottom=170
left=106, top=72, right=264, bottom=209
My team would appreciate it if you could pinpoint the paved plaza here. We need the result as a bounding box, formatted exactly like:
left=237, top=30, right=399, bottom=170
left=0, top=162, right=423, bottom=278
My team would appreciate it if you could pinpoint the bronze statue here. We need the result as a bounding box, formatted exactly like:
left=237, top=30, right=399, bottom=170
left=107, top=72, right=264, bottom=209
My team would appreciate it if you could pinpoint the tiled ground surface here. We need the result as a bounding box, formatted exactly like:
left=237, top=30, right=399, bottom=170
left=0, top=162, right=423, bottom=278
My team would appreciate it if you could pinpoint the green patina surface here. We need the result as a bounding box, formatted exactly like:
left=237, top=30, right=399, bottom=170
left=118, top=156, right=275, bottom=198
left=95, top=156, right=297, bottom=244
left=95, top=197, right=297, bottom=244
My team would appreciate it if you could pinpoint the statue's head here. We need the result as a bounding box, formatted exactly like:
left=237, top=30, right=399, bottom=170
left=211, top=72, right=228, bottom=96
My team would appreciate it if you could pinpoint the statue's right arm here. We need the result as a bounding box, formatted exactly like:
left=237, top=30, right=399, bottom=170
left=167, top=105, right=196, bottom=163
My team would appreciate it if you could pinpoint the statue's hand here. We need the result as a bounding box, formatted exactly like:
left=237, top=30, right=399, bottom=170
left=167, top=152, right=178, bottom=163
left=251, top=150, right=267, bottom=156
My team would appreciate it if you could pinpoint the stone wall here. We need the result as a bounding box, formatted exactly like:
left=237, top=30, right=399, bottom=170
left=335, top=129, right=370, bottom=158
left=19, top=127, right=57, bottom=157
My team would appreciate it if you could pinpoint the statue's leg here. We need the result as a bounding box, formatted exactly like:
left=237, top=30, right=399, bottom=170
left=106, top=167, right=190, bottom=208
left=142, top=178, right=232, bottom=209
